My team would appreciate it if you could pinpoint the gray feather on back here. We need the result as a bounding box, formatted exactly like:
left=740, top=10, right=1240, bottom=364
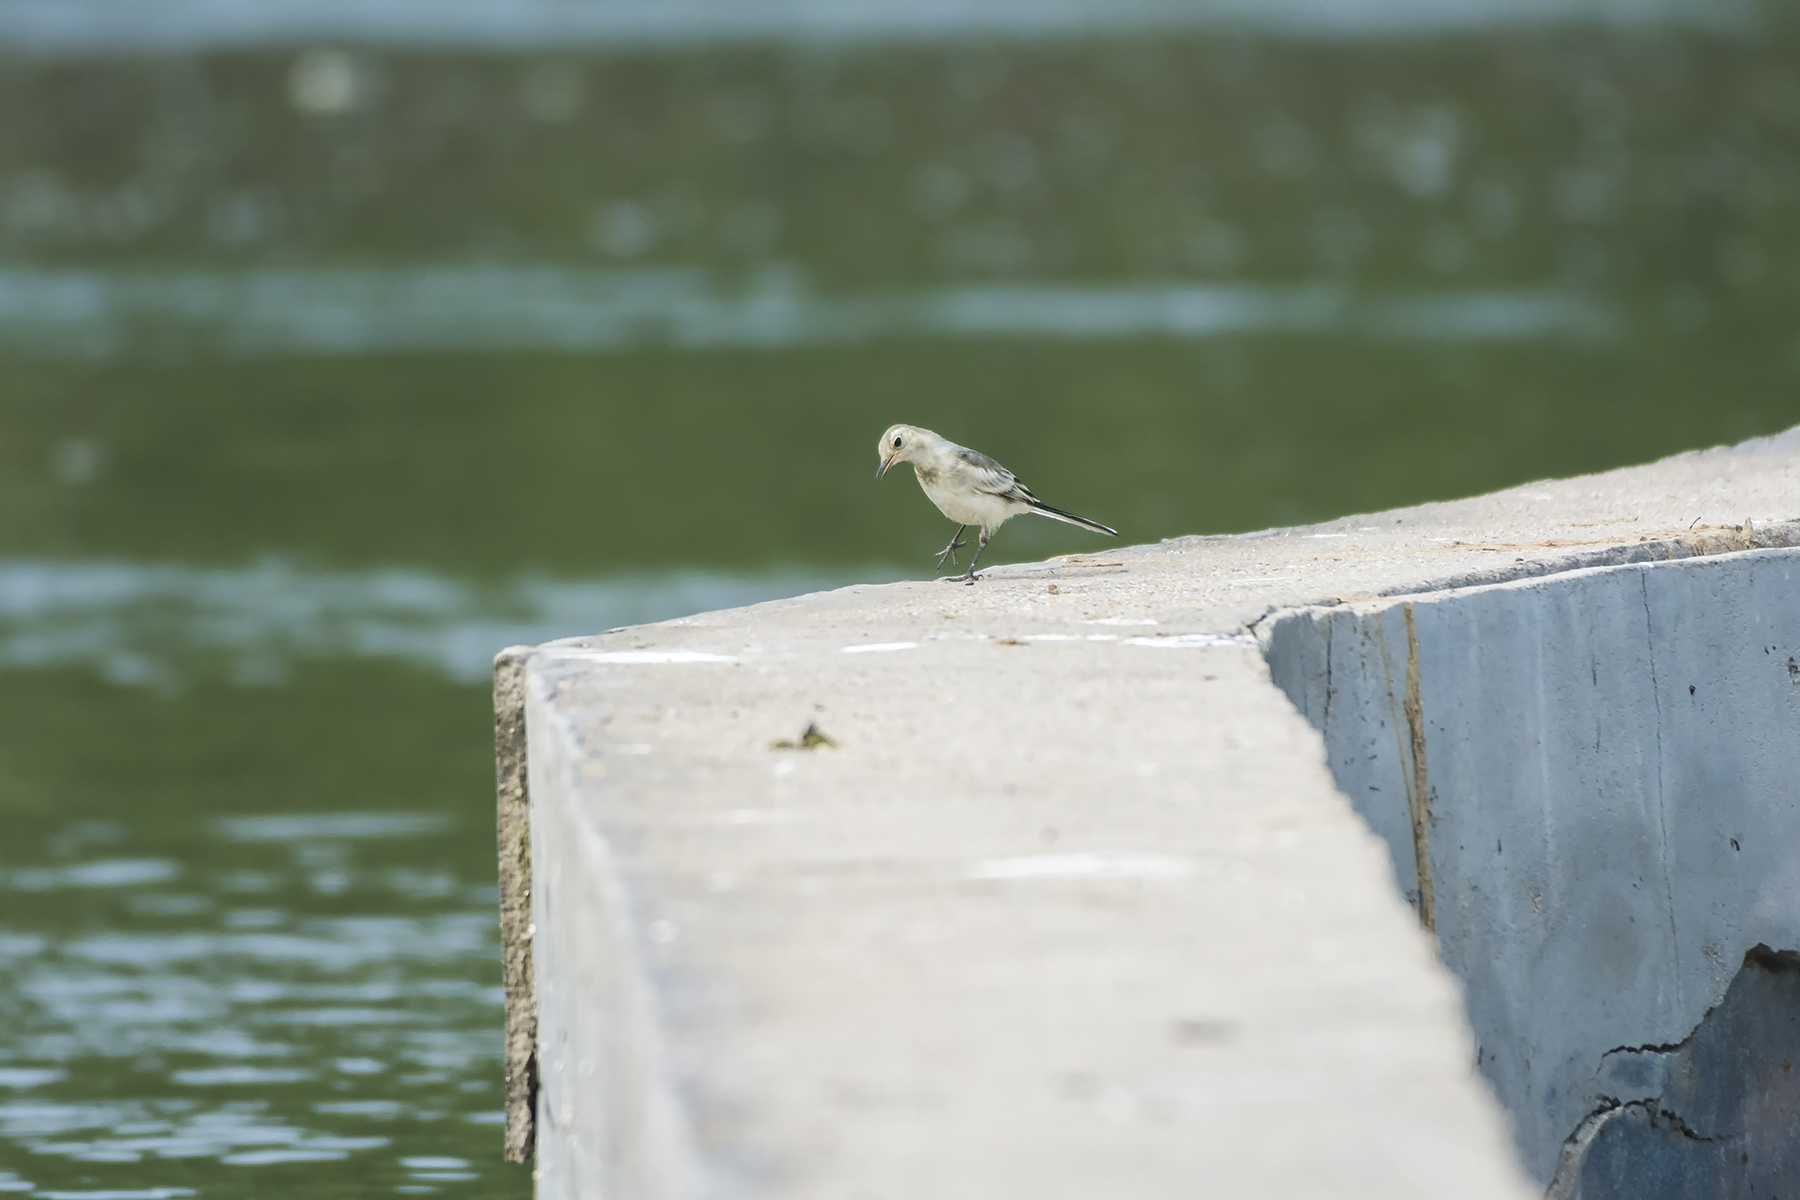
left=951, top=445, right=1034, bottom=500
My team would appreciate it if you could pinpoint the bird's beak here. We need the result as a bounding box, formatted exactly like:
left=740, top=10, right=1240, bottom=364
left=876, top=453, right=895, bottom=480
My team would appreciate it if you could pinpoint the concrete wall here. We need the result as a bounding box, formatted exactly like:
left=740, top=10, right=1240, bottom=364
left=503, top=429, right=1800, bottom=1198
left=1262, top=547, right=1800, bottom=1192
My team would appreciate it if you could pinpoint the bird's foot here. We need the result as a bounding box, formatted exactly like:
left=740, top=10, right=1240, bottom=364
left=933, top=536, right=968, bottom=570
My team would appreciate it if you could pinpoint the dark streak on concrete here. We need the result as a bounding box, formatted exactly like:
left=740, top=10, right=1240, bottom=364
left=1400, top=602, right=1435, bottom=934
left=1639, top=571, right=1684, bottom=1014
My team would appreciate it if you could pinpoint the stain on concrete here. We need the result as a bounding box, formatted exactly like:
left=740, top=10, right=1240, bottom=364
left=1373, top=604, right=1435, bottom=931
left=1400, top=602, right=1435, bottom=934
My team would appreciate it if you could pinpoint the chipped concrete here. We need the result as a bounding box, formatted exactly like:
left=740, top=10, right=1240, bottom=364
left=1546, top=945, right=1800, bottom=1200
left=499, top=426, right=1800, bottom=1197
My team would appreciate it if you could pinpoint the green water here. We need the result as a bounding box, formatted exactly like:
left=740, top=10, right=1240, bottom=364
left=1, top=25, right=1798, bottom=1199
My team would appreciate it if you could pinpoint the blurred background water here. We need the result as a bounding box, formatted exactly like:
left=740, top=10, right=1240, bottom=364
left=2, top=1, right=1798, bottom=1196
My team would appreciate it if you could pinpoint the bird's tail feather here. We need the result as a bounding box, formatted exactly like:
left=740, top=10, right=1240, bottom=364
left=1028, top=501, right=1117, bottom=537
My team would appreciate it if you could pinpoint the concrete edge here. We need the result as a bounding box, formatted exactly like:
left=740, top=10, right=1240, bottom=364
left=1239, top=519, right=1800, bottom=640
left=495, top=645, right=538, bottom=1164
left=1376, top=518, right=1800, bottom=598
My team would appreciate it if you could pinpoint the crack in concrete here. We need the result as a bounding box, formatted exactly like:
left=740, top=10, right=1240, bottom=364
left=1600, top=1040, right=1687, bottom=1059
left=1547, top=1096, right=1744, bottom=1200
left=1595, top=943, right=1800, bottom=1076
left=1613, top=1098, right=1731, bottom=1143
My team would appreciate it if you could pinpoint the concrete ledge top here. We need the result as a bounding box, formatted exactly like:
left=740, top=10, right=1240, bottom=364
left=515, top=427, right=1800, bottom=1200
left=551, top=426, right=1800, bottom=658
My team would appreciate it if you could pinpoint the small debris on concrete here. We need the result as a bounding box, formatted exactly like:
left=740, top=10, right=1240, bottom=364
left=771, top=722, right=837, bottom=751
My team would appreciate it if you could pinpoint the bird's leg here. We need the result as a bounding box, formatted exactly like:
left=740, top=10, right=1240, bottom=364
left=960, top=530, right=992, bottom=585
left=934, top=525, right=968, bottom=571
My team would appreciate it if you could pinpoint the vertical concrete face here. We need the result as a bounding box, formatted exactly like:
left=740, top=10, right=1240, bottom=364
left=527, top=680, right=707, bottom=1200
left=1265, top=547, right=1800, bottom=1187
left=494, top=646, right=539, bottom=1164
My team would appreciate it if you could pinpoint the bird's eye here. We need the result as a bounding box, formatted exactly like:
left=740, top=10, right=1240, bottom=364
left=892, top=436, right=902, bottom=447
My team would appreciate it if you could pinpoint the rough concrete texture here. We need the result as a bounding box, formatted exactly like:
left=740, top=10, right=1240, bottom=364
left=1547, top=945, right=1800, bottom=1200
left=509, top=426, right=1800, bottom=1199
left=493, top=647, right=538, bottom=1163
left=1264, top=544, right=1800, bottom=1184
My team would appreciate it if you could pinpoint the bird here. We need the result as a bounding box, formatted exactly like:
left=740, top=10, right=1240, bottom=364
left=875, top=424, right=1117, bottom=584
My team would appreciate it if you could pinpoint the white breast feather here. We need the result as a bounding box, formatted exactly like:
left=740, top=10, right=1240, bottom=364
left=916, top=461, right=1030, bottom=530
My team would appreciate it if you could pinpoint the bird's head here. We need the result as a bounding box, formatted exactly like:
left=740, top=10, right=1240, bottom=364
left=875, top=424, right=921, bottom=479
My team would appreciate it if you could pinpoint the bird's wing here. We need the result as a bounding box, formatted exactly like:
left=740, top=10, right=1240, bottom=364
left=951, top=445, right=1036, bottom=502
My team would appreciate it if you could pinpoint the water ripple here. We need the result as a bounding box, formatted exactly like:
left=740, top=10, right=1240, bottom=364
left=0, top=558, right=864, bottom=686
left=0, top=0, right=1757, bottom=53
left=0, top=809, right=512, bottom=1195
left=0, top=268, right=1619, bottom=361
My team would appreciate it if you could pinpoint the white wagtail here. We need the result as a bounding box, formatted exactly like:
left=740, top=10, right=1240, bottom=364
left=875, top=424, right=1117, bottom=584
